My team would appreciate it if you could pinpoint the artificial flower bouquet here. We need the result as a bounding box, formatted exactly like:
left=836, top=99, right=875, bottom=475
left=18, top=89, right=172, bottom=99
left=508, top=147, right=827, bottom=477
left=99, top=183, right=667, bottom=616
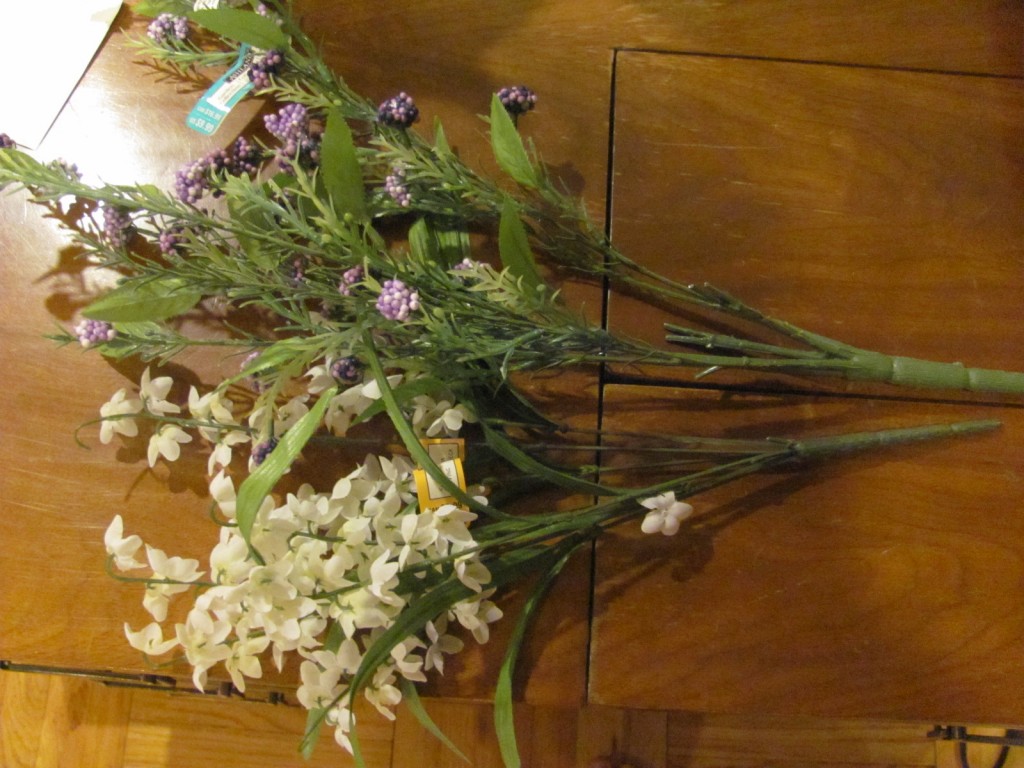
left=0, top=2, right=1020, bottom=765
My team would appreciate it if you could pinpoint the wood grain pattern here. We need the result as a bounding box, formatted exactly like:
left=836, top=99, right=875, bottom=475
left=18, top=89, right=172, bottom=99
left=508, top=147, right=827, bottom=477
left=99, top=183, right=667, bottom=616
left=15, top=670, right=1018, bottom=768
left=3, top=0, right=1024, bottom=741
left=591, top=384, right=1024, bottom=723
left=605, top=51, right=1024, bottom=397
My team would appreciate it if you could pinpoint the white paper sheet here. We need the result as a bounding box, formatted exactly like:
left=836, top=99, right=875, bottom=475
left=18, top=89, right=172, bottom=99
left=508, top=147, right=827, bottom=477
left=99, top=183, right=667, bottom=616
left=0, top=1, right=123, bottom=149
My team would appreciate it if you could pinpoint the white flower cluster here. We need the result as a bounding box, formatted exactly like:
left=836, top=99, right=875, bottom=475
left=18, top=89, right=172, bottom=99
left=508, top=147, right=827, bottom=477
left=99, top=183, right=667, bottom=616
left=99, top=361, right=494, bottom=752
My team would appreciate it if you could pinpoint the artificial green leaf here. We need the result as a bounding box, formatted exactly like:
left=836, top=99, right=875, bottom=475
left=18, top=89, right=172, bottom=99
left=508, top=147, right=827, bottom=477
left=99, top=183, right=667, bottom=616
left=498, top=199, right=543, bottom=292
left=227, top=197, right=275, bottom=270
left=408, top=218, right=437, bottom=263
left=235, top=386, right=338, bottom=545
left=352, top=375, right=449, bottom=426
left=321, top=109, right=367, bottom=220
left=83, top=277, right=201, bottom=322
left=132, top=0, right=180, bottom=17
left=495, top=540, right=582, bottom=768
left=433, top=117, right=451, bottom=155
left=189, top=8, right=289, bottom=49
left=489, top=94, right=538, bottom=188
left=399, top=679, right=471, bottom=764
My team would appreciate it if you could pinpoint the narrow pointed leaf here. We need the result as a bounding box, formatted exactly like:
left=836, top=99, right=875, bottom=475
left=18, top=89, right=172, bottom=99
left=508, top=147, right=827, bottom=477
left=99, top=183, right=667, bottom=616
left=498, top=199, right=543, bottom=292
left=489, top=94, right=538, bottom=188
left=189, top=8, right=289, bottom=49
left=399, top=679, right=471, bottom=763
left=495, top=540, right=582, bottom=768
left=235, top=386, right=338, bottom=544
left=83, top=277, right=201, bottom=322
left=321, top=109, right=367, bottom=220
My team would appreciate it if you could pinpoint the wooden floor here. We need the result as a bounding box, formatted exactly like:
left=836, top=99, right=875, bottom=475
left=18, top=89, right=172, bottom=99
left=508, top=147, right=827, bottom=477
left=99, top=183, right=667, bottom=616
left=1, top=670, right=1020, bottom=768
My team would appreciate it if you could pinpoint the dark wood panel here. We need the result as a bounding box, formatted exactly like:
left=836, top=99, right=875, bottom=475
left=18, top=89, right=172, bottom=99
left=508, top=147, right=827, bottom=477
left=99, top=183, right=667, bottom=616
left=590, top=383, right=1024, bottom=723
left=605, top=51, right=1024, bottom=398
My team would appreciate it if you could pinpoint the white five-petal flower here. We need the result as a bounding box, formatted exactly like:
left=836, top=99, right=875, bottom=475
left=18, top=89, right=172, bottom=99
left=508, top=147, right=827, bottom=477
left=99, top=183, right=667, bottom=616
left=639, top=491, right=694, bottom=536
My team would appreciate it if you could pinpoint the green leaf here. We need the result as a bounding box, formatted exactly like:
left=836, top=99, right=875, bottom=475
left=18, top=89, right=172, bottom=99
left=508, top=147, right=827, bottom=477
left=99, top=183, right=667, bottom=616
left=498, top=199, right=543, bottom=293
left=409, top=218, right=471, bottom=268
left=433, top=117, right=451, bottom=155
left=495, top=540, right=582, bottom=768
left=399, top=679, right=471, bottom=763
left=352, top=375, right=449, bottom=426
left=226, top=197, right=275, bottom=270
left=235, top=386, right=338, bottom=545
left=133, top=0, right=180, bottom=17
left=321, top=109, right=367, bottom=220
left=83, top=277, right=201, bottom=322
left=489, top=94, right=538, bottom=188
left=188, top=8, right=289, bottom=49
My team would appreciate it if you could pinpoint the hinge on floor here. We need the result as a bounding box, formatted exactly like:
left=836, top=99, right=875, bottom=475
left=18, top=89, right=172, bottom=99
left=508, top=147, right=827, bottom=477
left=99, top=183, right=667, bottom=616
left=927, top=726, right=1024, bottom=768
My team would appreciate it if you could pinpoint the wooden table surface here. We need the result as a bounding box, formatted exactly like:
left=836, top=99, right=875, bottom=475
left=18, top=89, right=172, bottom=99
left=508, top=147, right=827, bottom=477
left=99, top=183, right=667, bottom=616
left=1, top=0, right=1022, bottom=725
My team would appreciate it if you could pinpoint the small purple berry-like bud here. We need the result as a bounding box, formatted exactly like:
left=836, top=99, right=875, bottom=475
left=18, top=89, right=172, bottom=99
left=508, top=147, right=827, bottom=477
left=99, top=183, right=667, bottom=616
left=497, top=85, right=538, bottom=116
left=74, top=318, right=116, bottom=348
left=376, top=278, right=421, bottom=321
left=0, top=133, right=15, bottom=149
left=251, top=437, right=278, bottom=466
left=248, top=49, right=284, bottom=90
left=102, top=205, right=133, bottom=248
left=148, top=13, right=189, bottom=45
left=330, top=356, right=362, bottom=384
left=377, top=92, right=419, bottom=129
left=384, top=167, right=411, bottom=207
left=158, top=224, right=186, bottom=256
left=337, top=265, right=365, bottom=296
left=264, top=103, right=309, bottom=142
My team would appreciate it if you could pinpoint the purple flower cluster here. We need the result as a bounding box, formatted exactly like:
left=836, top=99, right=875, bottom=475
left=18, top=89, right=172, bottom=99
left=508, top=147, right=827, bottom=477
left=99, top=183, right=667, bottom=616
left=337, top=265, right=364, bottom=296
left=251, top=437, right=278, bottom=466
left=376, top=278, right=420, bottom=321
left=264, top=103, right=321, bottom=174
left=0, top=134, right=15, bottom=149
left=497, top=85, right=538, bottom=116
left=330, top=356, right=362, bottom=384
left=377, top=92, right=419, bottom=128
left=384, top=167, right=411, bottom=207
left=102, top=205, right=133, bottom=248
left=175, top=149, right=229, bottom=204
left=248, top=49, right=284, bottom=90
left=147, top=13, right=189, bottom=46
left=74, top=318, right=116, bottom=348
left=289, top=256, right=306, bottom=284
left=174, top=139, right=263, bottom=204
left=265, top=103, right=308, bottom=140
left=158, top=223, right=186, bottom=256
left=226, top=136, right=263, bottom=176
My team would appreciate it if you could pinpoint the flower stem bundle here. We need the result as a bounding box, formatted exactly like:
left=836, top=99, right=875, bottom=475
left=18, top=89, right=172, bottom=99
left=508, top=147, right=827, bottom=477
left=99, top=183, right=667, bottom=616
left=0, top=2, right=1018, bottom=764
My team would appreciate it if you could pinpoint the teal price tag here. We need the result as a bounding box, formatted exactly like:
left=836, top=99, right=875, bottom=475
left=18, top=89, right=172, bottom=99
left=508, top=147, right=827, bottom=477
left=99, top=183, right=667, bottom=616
left=186, top=45, right=256, bottom=136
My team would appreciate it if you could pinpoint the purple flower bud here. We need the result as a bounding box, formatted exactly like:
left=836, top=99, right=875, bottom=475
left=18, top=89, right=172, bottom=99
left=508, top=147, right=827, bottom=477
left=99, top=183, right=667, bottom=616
left=147, top=13, right=189, bottom=46
left=384, top=167, right=411, bottom=207
left=497, top=85, right=538, bottom=116
left=251, top=437, right=278, bottom=466
left=74, top=318, right=116, bottom=348
left=158, top=224, right=186, bottom=256
left=264, top=103, right=309, bottom=142
left=330, top=356, right=362, bottom=384
left=248, top=49, right=284, bottom=90
left=0, top=133, right=15, bottom=149
left=376, top=278, right=420, bottom=321
left=337, top=265, right=364, bottom=296
left=377, top=92, right=419, bottom=129
left=101, top=205, right=133, bottom=248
